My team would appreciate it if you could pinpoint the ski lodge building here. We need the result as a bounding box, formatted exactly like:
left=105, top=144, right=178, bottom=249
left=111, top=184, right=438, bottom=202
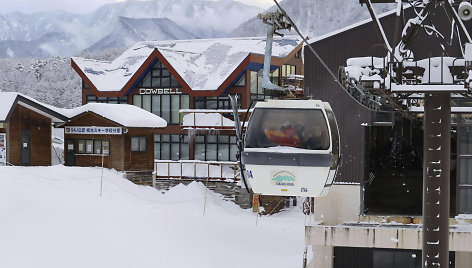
left=303, top=7, right=472, bottom=268
left=71, top=36, right=304, bottom=180
left=60, top=103, right=167, bottom=172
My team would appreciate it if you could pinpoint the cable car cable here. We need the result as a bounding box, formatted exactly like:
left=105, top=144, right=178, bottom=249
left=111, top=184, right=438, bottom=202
left=273, top=0, right=414, bottom=119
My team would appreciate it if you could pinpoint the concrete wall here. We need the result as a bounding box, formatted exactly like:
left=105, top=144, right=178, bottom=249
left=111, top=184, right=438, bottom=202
left=313, top=184, right=361, bottom=226
left=305, top=184, right=472, bottom=268
left=308, top=184, right=361, bottom=268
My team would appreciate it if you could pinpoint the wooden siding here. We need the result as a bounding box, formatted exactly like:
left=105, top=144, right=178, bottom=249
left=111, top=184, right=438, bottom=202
left=304, top=8, right=468, bottom=183
left=64, top=113, right=124, bottom=170
left=64, top=112, right=155, bottom=171
left=124, top=128, right=154, bottom=171
left=7, top=105, right=52, bottom=166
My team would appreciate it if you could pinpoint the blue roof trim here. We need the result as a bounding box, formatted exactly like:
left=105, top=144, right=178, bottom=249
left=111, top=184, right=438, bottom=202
left=123, top=57, right=158, bottom=96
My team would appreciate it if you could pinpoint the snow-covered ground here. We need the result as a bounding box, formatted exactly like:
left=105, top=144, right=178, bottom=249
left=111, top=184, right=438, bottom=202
left=0, top=165, right=306, bottom=268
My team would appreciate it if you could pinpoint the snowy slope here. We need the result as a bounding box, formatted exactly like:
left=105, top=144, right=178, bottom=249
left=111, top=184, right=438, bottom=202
left=0, top=0, right=261, bottom=58
left=86, top=17, right=199, bottom=53
left=0, top=166, right=305, bottom=268
left=230, top=0, right=395, bottom=39
left=0, top=57, right=81, bottom=108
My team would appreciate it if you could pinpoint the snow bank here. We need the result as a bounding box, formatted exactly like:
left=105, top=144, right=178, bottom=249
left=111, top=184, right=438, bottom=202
left=0, top=165, right=305, bottom=268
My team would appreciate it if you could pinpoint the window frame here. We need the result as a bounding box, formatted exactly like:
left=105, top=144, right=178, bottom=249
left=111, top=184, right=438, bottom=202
left=131, top=137, right=147, bottom=152
left=193, top=135, right=238, bottom=161
left=154, top=134, right=189, bottom=160
left=134, top=94, right=189, bottom=125
left=76, top=139, right=110, bottom=156
left=86, top=95, right=128, bottom=104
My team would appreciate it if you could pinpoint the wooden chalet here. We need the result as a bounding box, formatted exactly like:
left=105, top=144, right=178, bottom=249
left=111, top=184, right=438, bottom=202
left=0, top=92, right=68, bottom=166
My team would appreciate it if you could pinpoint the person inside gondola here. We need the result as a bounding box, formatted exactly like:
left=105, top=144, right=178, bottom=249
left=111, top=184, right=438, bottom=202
left=302, top=125, right=325, bottom=150
left=264, top=121, right=304, bottom=147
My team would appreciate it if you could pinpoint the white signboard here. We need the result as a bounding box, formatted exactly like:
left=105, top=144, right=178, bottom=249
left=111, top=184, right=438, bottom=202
left=65, top=126, right=122, bottom=135
left=0, top=133, right=6, bottom=165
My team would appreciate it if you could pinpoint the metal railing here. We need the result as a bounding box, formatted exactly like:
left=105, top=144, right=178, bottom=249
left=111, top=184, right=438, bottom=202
left=179, top=109, right=251, bottom=130
left=153, top=160, right=241, bottom=181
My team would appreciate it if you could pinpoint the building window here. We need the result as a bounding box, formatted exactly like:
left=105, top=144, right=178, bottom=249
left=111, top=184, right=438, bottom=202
left=85, top=140, right=93, bottom=154
left=131, top=137, right=147, bottom=152
left=250, top=71, right=278, bottom=101
left=364, top=117, right=457, bottom=216
left=86, top=95, right=128, bottom=104
left=138, top=60, right=181, bottom=88
left=270, top=68, right=279, bottom=86
left=281, top=64, right=296, bottom=77
left=364, top=119, right=424, bottom=215
left=194, top=94, right=241, bottom=110
left=234, top=74, right=246, bottom=87
left=83, top=80, right=90, bottom=89
left=77, top=139, right=109, bottom=155
left=295, top=49, right=301, bottom=58
left=458, top=124, right=472, bottom=213
left=154, top=134, right=189, bottom=160
left=194, top=135, right=237, bottom=161
left=133, top=94, right=189, bottom=124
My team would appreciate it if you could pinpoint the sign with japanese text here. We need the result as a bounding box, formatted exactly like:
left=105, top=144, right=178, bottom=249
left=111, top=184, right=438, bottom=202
left=65, top=126, right=122, bottom=135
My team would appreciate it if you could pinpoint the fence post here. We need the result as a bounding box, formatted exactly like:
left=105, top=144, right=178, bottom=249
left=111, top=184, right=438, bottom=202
left=207, top=162, right=210, bottom=180
left=152, top=171, right=156, bottom=189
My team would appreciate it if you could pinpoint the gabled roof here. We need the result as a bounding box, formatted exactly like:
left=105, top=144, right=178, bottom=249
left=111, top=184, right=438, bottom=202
left=0, top=92, right=68, bottom=123
left=72, top=36, right=302, bottom=93
left=59, top=103, right=167, bottom=128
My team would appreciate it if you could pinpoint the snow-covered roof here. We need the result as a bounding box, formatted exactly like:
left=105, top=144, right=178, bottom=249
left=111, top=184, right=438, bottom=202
left=72, top=36, right=302, bottom=92
left=60, top=103, right=167, bottom=128
left=0, top=92, right=19, bottom=122
left=0, top=92, right=67, bottom=123
left=182, top=112, right=235, bottom=129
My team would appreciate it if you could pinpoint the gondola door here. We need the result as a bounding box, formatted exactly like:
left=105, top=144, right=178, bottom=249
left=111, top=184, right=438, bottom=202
left=65, top=139, right=75, bottom=166
left=20, top=130, right=31, bottom=165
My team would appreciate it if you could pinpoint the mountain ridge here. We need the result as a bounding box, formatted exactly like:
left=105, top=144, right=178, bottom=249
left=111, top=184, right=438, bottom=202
left=0, top=0, right=262, bottom=58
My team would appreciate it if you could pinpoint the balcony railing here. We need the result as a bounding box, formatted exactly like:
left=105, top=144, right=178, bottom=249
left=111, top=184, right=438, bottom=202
left=153, top=160, right=241, bottom=181
left=179, top=109, right=252, bottom=130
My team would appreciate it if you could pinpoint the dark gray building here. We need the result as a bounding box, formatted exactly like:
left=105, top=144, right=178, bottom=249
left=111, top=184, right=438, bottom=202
left=303, top=6, right=472, bottom=268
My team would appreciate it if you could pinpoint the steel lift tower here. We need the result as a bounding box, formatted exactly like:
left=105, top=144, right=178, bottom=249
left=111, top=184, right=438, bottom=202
left=343, top=1, right=472, bottom=267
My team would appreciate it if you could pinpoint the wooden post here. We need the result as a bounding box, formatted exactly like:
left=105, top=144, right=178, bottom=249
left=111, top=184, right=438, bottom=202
left=252, top=194, right=260, bottom=213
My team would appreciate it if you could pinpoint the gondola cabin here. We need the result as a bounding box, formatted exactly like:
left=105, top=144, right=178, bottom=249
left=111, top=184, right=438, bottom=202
left=242, top=99, right=340, bottom=197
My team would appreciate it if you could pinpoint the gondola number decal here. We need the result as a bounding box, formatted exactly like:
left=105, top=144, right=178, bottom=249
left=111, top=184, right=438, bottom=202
left=247, top=170, right=253, bottom=179
left=271, top=170, right=296, bottom=187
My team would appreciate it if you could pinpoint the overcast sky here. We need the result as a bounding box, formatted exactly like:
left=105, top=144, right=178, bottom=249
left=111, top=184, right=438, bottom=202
left=0, top=0, right=274, bottom=14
